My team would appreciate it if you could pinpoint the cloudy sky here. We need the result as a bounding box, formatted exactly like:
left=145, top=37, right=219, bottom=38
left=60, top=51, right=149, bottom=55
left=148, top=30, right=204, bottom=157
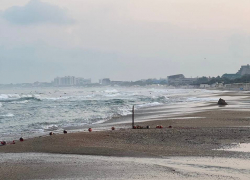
left=0, top=0, right=250, bottom=83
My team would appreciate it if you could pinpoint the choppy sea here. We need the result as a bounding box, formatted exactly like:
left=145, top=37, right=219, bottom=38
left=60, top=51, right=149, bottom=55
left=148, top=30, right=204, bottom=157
left=0, top=86, right=219, bottom=140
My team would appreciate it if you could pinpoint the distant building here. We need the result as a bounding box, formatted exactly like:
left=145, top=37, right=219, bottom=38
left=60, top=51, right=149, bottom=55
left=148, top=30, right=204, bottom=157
left=224, top=84, right=232, bottom=89
left=167, top=74, right=184, bottom=85
left=228, top=83, right=250, bottom=91
left=211, top=82, right=224, bottom=88
left=168, top=74, right=185, bottom=80
left=111, top=81, right=130, bottom=85
left=180, top=78, right=197, bottom=85
left=100, top=78, right=111, bottom=85
left=200, top=84, right=210, bottom=88
left=76, top=78, right=91, bottom=85
left=33, top=81, right=52, bottom=87
left=54, top=76, right=75, bottom=86
left=222, top=73, right=241, bottom=80
left=222, top=64, right=250, bottom=79
left=167, top=74, right=197, bottom=86
left=53, top=76, right=91, bottom=86
left=237, top=64, right=250, bottom=76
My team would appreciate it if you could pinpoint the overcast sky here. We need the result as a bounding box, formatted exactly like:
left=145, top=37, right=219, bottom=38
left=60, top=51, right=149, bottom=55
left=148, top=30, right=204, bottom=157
left=0, top=0, right=250, bottom=83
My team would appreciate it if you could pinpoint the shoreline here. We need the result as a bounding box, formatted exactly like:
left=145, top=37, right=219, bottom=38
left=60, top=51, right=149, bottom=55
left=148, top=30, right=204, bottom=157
left=1, top=109, right=250, bottom=157
left=1, top=91, right=250, bottom=179
left=1, top=89, right=247, bottom=141
left=2, top=90, right=250, bottom=152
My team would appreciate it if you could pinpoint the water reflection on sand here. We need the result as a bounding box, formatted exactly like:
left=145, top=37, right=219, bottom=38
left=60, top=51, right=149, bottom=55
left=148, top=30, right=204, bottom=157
left=0, top=153, right=249, bottom=179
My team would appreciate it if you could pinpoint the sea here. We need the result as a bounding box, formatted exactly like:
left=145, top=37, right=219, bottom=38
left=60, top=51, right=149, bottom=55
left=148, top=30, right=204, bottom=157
left=0, top=86, right=219, bottom=141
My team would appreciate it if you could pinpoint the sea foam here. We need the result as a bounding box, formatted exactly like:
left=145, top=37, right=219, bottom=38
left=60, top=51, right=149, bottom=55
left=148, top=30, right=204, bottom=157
left=0, top=94, right=41, bottom=102
left=136, top=102, right=162, bottom=108
left=0, top=113, right=14, bottom=117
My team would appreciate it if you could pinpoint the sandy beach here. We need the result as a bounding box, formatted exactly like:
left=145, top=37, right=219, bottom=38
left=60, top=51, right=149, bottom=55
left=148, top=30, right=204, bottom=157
left=3, top=0, right=250, bottom=178
left=1, top=91, right=250, bottom=179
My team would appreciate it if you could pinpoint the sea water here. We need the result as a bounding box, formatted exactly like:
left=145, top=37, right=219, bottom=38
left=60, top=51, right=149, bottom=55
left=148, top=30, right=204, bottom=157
left=0, top=86, right=219, bottom=140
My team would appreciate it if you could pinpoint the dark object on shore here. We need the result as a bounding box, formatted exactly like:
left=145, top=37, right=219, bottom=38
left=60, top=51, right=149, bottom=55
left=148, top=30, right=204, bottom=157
left=147, top=126, right=150, bottom=129
left=133, top=125, right=144, bottom=129
left=1, top=141, right=6, bottom=145
left=169, top=126, right=172, bottom=128
left=132, top=105, right=135, bottom=129
left=63, top=130, right=67, bottom=134
left=20, top=137, right=24, bottom=142
left=136, top=125, right=143, bottom=129
left=156, top=125, right=163, bottom=129
left=218, top=98, right=228, bottom=105
left=111, top=127, right=115, bottom=130
left=49, top=132, right=54, bottom=136
left=11, top=140, right=15, bottom=144
left=88, top=128, right=92, bottom=132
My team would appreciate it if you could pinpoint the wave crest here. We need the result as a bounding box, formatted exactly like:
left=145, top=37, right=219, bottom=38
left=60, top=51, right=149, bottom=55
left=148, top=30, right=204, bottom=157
left=0, top=94, right=41, bottom=102
left=0, top=113, right=14, bottom=117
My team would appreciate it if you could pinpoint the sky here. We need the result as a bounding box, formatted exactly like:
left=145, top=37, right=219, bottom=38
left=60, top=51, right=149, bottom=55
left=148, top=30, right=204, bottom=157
left=0, top=0, right=250, bottom=83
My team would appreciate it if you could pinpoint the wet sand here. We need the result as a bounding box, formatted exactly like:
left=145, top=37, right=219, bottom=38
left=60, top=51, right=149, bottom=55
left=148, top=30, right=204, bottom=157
left=1, top=91, right=250, bottom=179
left=1, top=153, right=250, bottom=180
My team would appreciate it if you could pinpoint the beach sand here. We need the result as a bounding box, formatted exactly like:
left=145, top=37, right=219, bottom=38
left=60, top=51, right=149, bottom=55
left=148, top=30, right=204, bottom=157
left=1, top=93, right=250, bottom=179
left=1, top=153, right=250, bottom=180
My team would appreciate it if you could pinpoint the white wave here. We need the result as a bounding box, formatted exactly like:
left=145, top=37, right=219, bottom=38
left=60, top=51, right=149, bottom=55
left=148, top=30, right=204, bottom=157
left=164, top=96, right=170, bottom=100
left=104, top=89, right=118, bottom=93
left=0, top=94, right=20, bottom=99
left=0, top=94, right=38, bottom=99
left=105, top=93, right=121, bottom=97
left=92, top=120, right=106, bottom=124
left=40, top=96, right=71, bottom=100
left=42, top=125, right=58, bottom=131
left=0, top=94, right=41, bottom=102
left=136, top=102, right=162, bottom=108
left=0, top=113, right=14, bottom=117
left=10, top=100, right=29, bottom=104
left=117, top=107, right=131, bottom=116
left=85, top=95, right=94, bottom=98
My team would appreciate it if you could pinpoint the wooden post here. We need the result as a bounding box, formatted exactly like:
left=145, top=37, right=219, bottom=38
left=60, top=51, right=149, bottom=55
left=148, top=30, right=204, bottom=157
left=132, top=105, right=135, bottom=128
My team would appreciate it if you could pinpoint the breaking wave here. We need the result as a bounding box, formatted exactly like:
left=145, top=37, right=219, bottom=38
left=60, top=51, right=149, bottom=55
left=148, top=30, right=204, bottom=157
left=136, top=102, right=162, bottom=108
left=0, top=94, right=41, bottom=102
left=0, top=113, right=14, bottom=117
